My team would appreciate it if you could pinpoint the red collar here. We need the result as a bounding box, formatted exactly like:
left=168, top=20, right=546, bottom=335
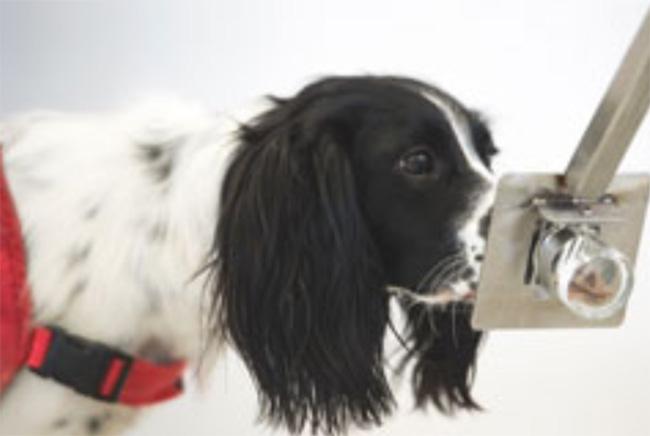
left=26, top=327, right=185, bottom=406
left=0, top=146, right=186, bottom=406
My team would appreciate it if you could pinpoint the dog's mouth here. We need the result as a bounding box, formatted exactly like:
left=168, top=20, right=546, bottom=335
left=387, top=283, right=477, bottom=307
left=388, top=252, right=482, bottom=307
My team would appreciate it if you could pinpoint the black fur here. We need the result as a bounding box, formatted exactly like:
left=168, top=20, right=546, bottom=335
left=209, top=76, right=497, bottom=434
left=84, top=204, right=100, bottom=220
left=148, top=222, right=167, bottom=242
left=399, top=303, right=482, bottom=413
left=86, top=416, right=102, bottom=434
left=139, top=143, right=174, bottom=182
left=65, top=244, right=91, bottom=271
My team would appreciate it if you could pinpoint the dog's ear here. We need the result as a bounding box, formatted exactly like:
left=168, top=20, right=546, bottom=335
left=209, top=107, right=394, bottom=434
left=400, top=305, right=482, bottom=414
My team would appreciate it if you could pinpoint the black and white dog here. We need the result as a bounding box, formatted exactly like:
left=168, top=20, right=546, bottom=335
left=0, top=76, right=496, bottom=435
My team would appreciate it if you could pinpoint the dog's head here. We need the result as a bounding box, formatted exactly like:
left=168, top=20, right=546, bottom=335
left=209, top=76, right=497, bottom=433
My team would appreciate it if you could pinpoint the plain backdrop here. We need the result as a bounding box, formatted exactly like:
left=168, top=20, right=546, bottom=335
left=2, top=1, right=650, bottom=435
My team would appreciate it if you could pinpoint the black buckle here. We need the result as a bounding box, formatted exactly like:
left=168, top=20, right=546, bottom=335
left=29, top=327, right=133, bottom=402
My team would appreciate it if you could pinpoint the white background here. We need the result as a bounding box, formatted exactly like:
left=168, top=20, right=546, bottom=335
left=2, top=1, right=650, bottom=435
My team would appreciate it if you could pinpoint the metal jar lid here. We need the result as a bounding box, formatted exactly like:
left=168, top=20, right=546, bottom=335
left=535, top=226, right=633, bottom=319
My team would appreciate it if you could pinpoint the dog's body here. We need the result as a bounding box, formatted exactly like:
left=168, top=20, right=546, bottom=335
left=0, top=76, right=496, bottom=435
left=0, top=102, right=233, bottom=435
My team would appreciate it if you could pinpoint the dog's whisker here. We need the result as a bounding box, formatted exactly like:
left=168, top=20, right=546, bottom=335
left=419, top=257, right=466, bottom=295
left=414, top=252, right=465, bottom=292
left=410, top=259, right=464, bottom=299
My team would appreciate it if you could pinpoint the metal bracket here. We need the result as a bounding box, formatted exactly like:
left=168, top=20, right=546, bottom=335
left=472, top=174, right=649, bottom=329
left=532, top=194, right=624, bottom=224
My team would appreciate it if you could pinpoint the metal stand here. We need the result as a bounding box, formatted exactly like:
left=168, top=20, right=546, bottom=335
left=565, top=9, right=650, bottom=198
left=472, top=9, right=650, bottom=329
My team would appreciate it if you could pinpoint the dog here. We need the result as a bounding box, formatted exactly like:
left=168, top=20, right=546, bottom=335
left=0, top=76, right=496, bottom=435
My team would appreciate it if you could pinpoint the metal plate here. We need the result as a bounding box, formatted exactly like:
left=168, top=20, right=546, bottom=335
left=472, top=173, right=650, bottom=329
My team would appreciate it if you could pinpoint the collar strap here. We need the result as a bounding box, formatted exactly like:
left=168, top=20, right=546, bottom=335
left=26, top=326, right=186, bottom=406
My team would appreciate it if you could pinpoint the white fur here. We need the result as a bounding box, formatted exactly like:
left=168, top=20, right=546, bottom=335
left=421, top=91, right=493, bottom=182
left=421, top=90, right=496, bottom=298
left=0, top=100, right=243, bottom=435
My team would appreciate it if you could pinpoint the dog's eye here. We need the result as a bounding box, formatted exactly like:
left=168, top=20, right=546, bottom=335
left=398, top=149, right=435, bottom=175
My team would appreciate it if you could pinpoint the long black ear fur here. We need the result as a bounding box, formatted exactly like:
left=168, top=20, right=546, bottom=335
left=209, top=103, right=394, bottom=434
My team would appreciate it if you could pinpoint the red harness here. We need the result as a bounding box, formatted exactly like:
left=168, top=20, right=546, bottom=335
left=0, top=148, right=186, bottom=406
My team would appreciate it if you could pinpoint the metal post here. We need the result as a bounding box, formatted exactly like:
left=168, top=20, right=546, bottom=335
left=565, top=9, right=650, bottom=198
